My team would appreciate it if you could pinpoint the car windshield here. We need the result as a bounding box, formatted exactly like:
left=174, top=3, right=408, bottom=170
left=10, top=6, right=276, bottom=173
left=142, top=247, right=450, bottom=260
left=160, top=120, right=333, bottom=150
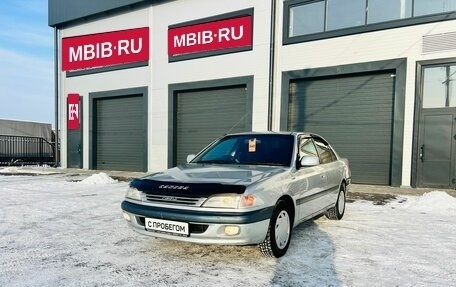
left=192, top=134, right=294, bottom=167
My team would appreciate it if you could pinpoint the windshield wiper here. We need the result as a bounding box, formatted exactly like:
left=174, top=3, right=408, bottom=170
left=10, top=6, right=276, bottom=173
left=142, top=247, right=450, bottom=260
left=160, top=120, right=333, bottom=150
left=194, top=160, right=286, bottom=166
left=241, top=162, right=286, bottom=166
left=194, top=160, right=235, bottom=164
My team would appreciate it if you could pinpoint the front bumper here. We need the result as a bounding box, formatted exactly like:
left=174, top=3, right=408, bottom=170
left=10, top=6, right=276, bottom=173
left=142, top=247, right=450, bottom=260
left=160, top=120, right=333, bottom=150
left=121, top=201, right=273, bottom=245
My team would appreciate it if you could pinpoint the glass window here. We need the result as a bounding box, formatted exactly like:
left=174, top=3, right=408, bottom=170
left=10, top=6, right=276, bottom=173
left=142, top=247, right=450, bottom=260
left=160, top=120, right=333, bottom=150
left=300, top=137, right=318, bottom=158
left=414, top=0, right=456, bottom=16
left=289, top=2, right=325, bottom=36
left=194, top=135, right=294, bottom=167
left=314, top=138, right=337, bottom=164
left=326, top=0, right=366, bottom=30
left=287, top=0, right=456, bottom=41
left=423, top=66, right=447, bottom=108
left=196, top=137, right=238, bottom=161
left=449, top=66, right=456, bottom=107
left=367, top=0, right=412, bottom=24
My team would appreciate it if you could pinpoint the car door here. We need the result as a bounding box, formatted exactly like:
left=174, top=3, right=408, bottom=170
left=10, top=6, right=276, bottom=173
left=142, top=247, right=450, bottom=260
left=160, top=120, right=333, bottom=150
left=312, top=136, right=342, bottom=207
left=292, top=136, right=328, bottom=223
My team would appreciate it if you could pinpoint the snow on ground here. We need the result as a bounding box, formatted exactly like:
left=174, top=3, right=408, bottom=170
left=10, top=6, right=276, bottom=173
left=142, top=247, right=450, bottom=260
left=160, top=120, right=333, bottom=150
left=0, top=174, right=455, bottom=287
left=398, top=191, right=456, bottom=215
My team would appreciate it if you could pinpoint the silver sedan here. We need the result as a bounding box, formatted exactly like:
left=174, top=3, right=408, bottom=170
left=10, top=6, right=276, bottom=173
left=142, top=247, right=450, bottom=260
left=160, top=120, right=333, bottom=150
left=121, top=132, right=351, bottom=257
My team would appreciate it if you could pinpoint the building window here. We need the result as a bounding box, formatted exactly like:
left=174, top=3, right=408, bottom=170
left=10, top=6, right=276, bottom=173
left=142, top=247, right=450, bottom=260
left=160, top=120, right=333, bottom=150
left=326, top=0, right=365, bottom=30
left=423, top=65, right=456, bottom=108
left=285, top=0, right=456, bottom=43
left=367, top=0, right=412, bottom=24
left=414, top=0, right=456, bottom=17
left=289, top=1, right=325, bottom=36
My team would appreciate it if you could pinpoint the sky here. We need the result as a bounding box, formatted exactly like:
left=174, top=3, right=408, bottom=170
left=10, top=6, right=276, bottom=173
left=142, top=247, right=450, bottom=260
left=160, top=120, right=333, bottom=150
left=0, top=0, right=54, bottom=125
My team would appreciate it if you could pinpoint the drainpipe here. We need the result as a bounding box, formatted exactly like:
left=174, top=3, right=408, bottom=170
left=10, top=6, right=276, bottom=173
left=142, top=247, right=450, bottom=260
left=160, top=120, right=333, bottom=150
left=54, top=26, right=60, bottom=167
left=267, top=0, right=277, bottom=131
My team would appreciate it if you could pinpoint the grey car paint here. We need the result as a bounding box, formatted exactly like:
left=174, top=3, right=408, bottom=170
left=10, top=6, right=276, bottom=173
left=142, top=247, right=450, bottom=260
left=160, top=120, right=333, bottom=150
left=122, top=132, right=351, bottom=253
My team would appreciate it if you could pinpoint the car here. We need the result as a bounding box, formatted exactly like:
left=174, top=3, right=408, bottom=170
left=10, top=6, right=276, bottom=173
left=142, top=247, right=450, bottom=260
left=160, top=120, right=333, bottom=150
left=121, top=132, right=351, bottom=257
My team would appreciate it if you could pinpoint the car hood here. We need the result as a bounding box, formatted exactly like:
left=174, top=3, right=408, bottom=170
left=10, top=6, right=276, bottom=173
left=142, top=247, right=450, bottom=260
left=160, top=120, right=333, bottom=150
left=131, top=164, right=288, bottom=197
left=147, top=163, right=287, bottom=184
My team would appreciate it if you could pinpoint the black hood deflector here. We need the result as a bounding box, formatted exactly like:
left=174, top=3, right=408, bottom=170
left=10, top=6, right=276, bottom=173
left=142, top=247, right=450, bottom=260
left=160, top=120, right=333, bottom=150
left=130, top=178, right=246, bottom=197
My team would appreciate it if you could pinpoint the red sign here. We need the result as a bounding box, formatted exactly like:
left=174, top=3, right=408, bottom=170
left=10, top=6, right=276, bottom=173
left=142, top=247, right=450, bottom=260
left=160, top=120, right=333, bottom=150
left=168, top=15, right=252, bottom=57
left=62, top=27, right=149, bottom=71
left=68, top=94, right=80, bottom=130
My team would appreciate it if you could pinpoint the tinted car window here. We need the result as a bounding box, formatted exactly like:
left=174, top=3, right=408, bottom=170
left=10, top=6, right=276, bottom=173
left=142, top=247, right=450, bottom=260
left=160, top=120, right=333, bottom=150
left=299, top=137, right=318, bottom=158
left=196, top=137, right=238, bottom=161
left=314, top=138, right=337, bottom=164
left=194, top=134, right=294, bottom=167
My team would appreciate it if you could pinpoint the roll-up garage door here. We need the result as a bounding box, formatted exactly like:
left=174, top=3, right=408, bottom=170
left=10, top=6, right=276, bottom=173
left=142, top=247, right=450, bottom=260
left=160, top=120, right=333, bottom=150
left=95, top=95, right=146, bottom=172
left=288, top=72, right=395, bottom=184
left=175, top=86, right=248, bottom=165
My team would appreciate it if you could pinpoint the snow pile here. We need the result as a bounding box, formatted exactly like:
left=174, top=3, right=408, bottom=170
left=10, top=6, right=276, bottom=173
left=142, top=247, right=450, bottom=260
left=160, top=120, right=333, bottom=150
left=403, top=191, right=456, bottom=215
left=0, top=166, right=57, bottom=175
left=0, top=167, right=20, bottom=173
left=80, top=172, right=117, bottom=184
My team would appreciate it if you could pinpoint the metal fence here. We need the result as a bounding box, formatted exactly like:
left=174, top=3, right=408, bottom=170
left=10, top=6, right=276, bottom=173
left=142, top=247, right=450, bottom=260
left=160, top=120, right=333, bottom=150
left=0, top=135, right=55, bottom=166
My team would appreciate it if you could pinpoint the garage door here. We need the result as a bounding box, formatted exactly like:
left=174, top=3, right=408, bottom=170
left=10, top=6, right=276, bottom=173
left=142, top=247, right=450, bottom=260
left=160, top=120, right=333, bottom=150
left=175, top=86, right=249, bottom=165
left=95, top=95, right=146, bottom=171
left=288, top=72, right=395, bottom=184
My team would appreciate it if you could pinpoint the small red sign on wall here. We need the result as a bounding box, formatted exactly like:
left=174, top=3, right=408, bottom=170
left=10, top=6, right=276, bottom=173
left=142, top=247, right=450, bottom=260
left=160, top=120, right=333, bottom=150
left=68, top=94, right=80, bottom=130
left=168, top=15, right=253, bottom=58
left=62, top=27, right=149, bottom=71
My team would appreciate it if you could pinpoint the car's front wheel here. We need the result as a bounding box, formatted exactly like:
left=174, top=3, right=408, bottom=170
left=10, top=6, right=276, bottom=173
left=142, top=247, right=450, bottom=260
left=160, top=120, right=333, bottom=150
left=258, top=200, right=292, bottom=258
left=326, top=182, right=346, bottom=220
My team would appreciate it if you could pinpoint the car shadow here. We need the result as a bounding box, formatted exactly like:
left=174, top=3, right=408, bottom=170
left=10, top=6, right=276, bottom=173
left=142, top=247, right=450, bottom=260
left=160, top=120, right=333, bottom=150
left=270, top=219, right=343, bottom=286
left=137, top=218, right=342, bottom=286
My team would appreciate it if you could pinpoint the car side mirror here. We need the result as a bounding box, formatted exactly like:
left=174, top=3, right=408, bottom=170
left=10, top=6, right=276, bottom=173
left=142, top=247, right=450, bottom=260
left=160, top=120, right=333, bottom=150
left=186, top=154, right=196, bottom=163
left=299, top=155, right=319, bottom=168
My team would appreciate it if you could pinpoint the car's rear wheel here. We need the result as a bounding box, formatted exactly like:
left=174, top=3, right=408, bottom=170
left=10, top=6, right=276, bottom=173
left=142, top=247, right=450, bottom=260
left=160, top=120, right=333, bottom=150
left=259, top=200, right=292, bottom=258
left=326, top=182, right=346, bottom=220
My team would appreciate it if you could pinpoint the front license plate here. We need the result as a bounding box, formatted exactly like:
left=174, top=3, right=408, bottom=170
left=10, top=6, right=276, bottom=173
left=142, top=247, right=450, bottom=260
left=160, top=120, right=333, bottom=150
left=145, top=218, right=189, bottom=237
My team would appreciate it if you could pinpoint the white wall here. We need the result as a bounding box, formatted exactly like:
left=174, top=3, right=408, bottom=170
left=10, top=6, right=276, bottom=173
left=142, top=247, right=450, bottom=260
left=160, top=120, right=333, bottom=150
left=149, top=0, right=272, bottom=171
left=60, top=7, right=150, bottom=169
left=60, top=1, right=272, bottom=172
left=274, top=0, right=456, bottom=186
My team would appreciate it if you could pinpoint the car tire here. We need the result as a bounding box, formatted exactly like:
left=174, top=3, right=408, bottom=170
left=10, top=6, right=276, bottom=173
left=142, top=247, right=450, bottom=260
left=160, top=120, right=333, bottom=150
left=326, top=182, right=346, bottom=220
left=258, top=200, right=292, bottom=258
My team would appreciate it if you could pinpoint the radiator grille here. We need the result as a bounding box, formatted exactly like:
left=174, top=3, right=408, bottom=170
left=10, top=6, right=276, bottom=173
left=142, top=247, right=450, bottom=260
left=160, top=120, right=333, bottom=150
left=145, top=194, right=206, bottom=206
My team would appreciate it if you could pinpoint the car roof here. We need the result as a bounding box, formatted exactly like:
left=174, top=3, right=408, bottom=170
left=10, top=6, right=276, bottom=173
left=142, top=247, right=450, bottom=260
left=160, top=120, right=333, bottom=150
left=225, top=131, right=312, bottom=137
left=224, top=131, right=330, bottom=145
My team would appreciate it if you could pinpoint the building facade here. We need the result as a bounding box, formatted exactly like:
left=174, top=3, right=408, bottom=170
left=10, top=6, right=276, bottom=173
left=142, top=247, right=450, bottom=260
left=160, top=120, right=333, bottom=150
left=49, top=0, right=456, bottom=188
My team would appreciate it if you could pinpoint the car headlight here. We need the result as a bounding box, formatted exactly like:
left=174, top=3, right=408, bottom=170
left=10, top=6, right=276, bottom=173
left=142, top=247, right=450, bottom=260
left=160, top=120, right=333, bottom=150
left=125, top=186, right=142, bottom=201
left=202, top=194, right=261, bottom=209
